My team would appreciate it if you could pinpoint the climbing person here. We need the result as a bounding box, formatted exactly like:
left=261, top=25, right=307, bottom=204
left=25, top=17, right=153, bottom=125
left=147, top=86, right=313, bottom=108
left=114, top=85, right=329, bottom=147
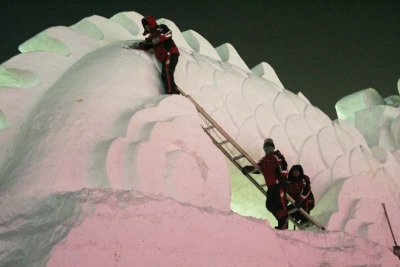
left=286, top=164, right=315, bottom=225
left=127, top=16, right=180, bottom=95
left=242, top=138, right=289, bottom=230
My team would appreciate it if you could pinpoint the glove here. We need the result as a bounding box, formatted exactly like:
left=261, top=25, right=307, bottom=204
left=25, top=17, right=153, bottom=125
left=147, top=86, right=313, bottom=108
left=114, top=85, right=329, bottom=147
left=151, top=37, right=159, bottom=45
left=124, top=42, right=140, bottom=50
left=242, top=165, right=254, bottom=175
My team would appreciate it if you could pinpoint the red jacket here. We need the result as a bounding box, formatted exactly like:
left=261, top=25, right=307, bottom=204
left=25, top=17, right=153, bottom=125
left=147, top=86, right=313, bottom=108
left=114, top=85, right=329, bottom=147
left=258, top=152, right=285, bottom=188
left=139, top=16, right=179, bottom=62
left=287, top=165, right=313, bottom=202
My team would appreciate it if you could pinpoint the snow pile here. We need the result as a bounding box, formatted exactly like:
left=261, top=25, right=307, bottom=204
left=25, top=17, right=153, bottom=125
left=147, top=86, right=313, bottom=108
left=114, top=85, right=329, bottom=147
left=0, top=11, right=399, bottom=266
left=48, top=189, right=396, bottom=267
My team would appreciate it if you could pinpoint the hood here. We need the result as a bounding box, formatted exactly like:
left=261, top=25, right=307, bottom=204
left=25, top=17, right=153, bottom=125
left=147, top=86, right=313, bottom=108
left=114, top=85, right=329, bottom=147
left=289, top=164, right=304, bottom=178
left=142, top=16, right=158, bottom=35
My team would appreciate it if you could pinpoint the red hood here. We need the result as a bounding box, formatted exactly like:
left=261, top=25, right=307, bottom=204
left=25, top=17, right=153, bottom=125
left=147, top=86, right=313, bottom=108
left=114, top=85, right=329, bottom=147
left=142, top=16, right=158, bottom=35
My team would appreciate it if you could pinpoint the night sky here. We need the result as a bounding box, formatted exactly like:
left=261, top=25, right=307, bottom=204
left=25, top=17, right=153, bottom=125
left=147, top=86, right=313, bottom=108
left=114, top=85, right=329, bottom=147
left=1, top=0, right=399, bottom=119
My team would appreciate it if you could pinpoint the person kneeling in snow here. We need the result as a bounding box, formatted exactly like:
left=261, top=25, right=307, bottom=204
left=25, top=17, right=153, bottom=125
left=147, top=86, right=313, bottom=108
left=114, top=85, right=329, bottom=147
left=242, top=138, right=289, bottom=230
left=286, top=164, right=315, bottom=225
left=128, top=16, right=180, bottom=95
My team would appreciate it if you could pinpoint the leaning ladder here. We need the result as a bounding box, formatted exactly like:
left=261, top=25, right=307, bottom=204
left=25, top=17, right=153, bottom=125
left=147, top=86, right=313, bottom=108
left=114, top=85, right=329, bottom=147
left=178, top=88, right=325, bottom=231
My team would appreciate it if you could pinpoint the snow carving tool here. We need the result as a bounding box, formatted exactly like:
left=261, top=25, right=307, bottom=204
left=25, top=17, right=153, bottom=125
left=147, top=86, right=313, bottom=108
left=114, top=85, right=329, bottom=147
left=177, top=87, right=325, bottom=231
left=382, top=203, right=400, bottom=259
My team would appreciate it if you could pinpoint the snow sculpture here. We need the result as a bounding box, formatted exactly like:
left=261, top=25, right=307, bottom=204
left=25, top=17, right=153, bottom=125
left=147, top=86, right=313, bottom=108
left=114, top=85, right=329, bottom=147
left=0, top=11, right=399, bottom=266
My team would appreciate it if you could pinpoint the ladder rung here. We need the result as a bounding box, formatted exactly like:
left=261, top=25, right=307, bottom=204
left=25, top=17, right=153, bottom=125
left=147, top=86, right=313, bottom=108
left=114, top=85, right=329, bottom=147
left=288, top=208, right=298, bottom=215
left=298, top=220, right=313, bottom=229
left=218, top=140, right=229, bottom=146
left=231, top=155, right=245, bottom=161
left=203, top=125, right=214, bottom=131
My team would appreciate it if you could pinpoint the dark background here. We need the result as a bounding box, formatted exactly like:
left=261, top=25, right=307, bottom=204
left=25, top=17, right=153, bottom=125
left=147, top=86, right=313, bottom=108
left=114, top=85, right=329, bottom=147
left=1, top=0, right=399, bottom=119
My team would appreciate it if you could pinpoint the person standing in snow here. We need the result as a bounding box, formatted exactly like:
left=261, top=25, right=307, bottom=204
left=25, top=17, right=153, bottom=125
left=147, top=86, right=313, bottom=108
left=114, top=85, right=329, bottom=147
left=286, top=164, right=315, bottom=224
left=128, top=16, right=180, bottom=95
left=242, top=138, right=289, bottom=230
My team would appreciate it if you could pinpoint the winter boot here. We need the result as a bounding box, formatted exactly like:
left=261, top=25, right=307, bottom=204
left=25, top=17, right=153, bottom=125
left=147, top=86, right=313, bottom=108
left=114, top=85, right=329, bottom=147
left=275, top=217, right=288, bottom=230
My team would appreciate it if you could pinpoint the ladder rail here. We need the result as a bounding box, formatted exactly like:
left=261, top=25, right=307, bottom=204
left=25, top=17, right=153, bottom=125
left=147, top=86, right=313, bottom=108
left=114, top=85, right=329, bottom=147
left=178, top=88, right=325, bottom=230
left=203, top=129, right=266, bottom=195
left=180, top=91, right=258, bottom=167
left=286, top=194, right=326, bottom=230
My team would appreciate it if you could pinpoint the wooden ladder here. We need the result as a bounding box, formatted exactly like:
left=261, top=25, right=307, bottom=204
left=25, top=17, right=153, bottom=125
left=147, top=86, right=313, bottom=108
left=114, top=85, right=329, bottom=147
left=178, top=88, right=325, bottom=231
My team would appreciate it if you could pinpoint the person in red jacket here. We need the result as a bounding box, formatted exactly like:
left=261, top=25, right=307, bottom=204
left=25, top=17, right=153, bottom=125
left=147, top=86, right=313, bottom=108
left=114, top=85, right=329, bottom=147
left=128, top=16, right=180, bottom=95
left=242, top=138, right=289, bottom=230
left=286, top=164, right=315, bottom=224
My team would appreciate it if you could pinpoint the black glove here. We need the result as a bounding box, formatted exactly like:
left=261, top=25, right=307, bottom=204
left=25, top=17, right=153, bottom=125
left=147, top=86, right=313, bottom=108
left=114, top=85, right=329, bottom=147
left=125, top=42, right=139, bottom=49
left=294, top=198, right=302, bottom=209
left=242, top=165, right=254, bottom=175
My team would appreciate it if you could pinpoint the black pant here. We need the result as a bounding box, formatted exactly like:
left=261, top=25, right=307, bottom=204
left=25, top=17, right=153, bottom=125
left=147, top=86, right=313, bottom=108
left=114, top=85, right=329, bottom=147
left=266, top=184, right=288, bottom=227
left=161, top=53, right=179, bottom=94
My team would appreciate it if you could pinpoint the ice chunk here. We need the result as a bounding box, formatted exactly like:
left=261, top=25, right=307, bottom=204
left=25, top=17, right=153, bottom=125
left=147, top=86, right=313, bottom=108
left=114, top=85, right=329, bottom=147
left=215, top=43, right=250, bottom=72
left=251, top=62, right=284, bottom=89
left=110, top=11, right=143, bottom=37
left=0, top=65, right=41, bottom=88
left=335, top=88, right=385, bottom=123
left=384, top=95, right=400, bottom=108
left=354, top=105, right=400, bottom=149
left=71, top=15, right=132, bottom=42
left=182, top=30, right=221, bottom=61
left=19, top=32, right=71, bottom=56
left=43, top=26, right=101, bottom=60
left=71, top=19, right=104, bottom=40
